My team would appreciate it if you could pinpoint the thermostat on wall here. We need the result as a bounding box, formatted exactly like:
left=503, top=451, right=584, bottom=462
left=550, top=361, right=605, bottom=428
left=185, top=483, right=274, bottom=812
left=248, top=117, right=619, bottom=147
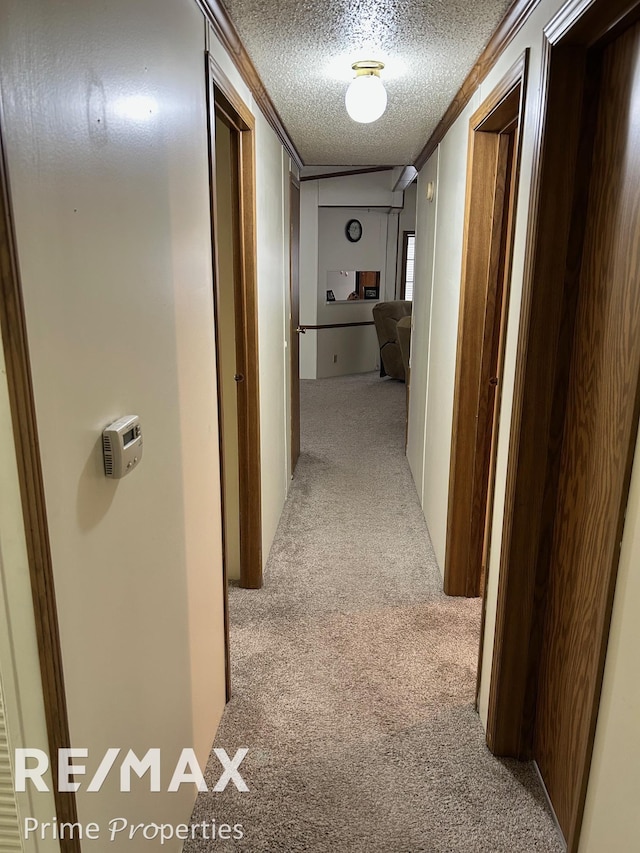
left=102, top=415, right=143, bottom=479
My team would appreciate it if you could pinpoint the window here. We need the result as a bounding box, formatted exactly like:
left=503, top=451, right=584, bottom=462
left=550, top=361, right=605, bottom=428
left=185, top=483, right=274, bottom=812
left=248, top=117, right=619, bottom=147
left=400, top=231, right=415, bottom=300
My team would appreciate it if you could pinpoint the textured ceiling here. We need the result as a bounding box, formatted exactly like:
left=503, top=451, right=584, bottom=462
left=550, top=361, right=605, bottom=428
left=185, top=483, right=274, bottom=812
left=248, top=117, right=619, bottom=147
left=220, top=0, right=514, bottom=165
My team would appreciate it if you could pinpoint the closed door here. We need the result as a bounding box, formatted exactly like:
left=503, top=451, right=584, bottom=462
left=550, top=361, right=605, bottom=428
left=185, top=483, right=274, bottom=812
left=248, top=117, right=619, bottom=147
left=207, top=65, right=263, bottom=593
left=445, top=66, right=524, bottom=598
left=534, top=19, right=640, bottom=849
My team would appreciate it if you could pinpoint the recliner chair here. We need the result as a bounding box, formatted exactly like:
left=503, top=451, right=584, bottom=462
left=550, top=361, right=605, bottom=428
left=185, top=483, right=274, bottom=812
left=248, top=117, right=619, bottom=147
left=396, top=315, right=412, bottom=381
left=372, top=301, right=412, bottom=381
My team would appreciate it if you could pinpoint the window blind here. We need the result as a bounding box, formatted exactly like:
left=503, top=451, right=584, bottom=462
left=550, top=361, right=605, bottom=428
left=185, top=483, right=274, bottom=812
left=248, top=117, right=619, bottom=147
left=0, top=676, right=23, bottom=853
left=404, top=234, right=416, bottom=300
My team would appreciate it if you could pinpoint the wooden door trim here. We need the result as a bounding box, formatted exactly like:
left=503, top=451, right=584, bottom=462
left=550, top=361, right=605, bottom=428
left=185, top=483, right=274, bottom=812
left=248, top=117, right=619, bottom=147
left=208, top=54, right=254, bottom=131
left=414, top=0, right=539, bottom=170
left=198, top=0, right=302, bottom=169
left=486, top=38, right=587, bottom=758
left=207, top=52, right=263, bottom=595
left=444, top=52, right=528, bottom=598
left=546, top=0, right=640, bottom=45
left=488, top=0, right=640, bottom=756
left=0, top=99, right=80, bottom=852
left=233, top=102, right=263, bottom=591
left=487, top=1, right=640, bottom=849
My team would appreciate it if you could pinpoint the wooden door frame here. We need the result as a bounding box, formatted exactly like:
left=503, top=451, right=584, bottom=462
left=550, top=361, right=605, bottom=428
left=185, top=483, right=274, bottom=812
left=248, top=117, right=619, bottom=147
left=289, top=175, right=300, bottom=474
left=487, top=0, right=640, bottom=847
left=206, top=51, right=263, bottom=608
left=444, top=52, right=528, bottom=598
left=0, top=97, right=80, bottom=853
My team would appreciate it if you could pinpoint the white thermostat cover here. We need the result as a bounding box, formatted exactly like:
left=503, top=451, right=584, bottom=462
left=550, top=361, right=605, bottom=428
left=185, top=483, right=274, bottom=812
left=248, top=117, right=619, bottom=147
left=102, top=415, right=143, bottom=479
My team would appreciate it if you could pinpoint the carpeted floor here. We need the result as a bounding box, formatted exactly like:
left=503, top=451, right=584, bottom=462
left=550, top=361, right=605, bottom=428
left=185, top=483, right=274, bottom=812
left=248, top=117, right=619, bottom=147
left=187, top=372, right=564, bottom=852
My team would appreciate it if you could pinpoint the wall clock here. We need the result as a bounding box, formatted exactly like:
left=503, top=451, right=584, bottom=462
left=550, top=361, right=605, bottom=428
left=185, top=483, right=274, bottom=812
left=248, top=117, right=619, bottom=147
left=345, top=218, right=363, bottom=242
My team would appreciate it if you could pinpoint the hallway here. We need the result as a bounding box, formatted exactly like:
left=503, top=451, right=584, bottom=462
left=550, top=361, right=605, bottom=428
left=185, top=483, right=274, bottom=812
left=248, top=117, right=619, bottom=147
left=187, top=373, right=563, bottom=852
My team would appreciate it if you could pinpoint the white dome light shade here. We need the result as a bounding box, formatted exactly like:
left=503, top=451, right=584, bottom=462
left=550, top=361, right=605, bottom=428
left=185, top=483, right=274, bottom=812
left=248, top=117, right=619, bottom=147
left=345, top=63, right=387, bottom=123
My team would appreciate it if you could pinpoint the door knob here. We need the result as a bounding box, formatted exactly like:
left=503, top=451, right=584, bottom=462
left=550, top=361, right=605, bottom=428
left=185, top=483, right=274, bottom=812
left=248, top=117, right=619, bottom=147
left=296, top=325, right=306, bottom=334
left=234, top=374, right=244, bottom=382
left=489, top=376, right=498, bottom=386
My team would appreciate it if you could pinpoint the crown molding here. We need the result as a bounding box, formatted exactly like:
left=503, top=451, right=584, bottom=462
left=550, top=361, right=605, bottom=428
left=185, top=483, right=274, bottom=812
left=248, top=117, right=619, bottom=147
left=199, top=0, right=304, bottom=169
left=300, top=166, right=394, bottom=182
left=414, top=0, right=541, bottom=171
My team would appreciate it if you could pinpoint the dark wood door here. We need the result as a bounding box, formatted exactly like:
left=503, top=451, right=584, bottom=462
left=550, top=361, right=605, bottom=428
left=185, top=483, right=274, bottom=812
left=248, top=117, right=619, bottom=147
left=290, top=179, right=300, bottom=472
left=534, top=20, right=640, bottom=849
left=209, top=73, right=263, bottom=591
left=445, top=61, right=525, bottom=598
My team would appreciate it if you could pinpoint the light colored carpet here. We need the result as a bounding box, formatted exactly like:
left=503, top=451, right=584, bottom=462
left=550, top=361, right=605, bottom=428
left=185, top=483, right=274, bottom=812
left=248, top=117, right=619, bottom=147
left=187, top=372, right=564, bottom=852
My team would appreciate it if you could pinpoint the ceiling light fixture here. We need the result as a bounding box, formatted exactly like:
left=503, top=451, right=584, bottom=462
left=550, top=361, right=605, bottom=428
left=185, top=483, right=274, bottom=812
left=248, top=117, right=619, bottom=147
left=345, top=61, right=387, bottom=124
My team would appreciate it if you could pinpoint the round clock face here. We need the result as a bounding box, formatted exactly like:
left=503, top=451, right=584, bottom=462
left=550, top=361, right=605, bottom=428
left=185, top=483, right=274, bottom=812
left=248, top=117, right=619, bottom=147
left=346, top=218, right=363, bottom=242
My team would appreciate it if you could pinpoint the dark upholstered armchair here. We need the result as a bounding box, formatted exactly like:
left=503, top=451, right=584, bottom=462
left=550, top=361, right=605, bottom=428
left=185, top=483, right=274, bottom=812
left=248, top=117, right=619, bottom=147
left=372, top=301, right=412, bottom=381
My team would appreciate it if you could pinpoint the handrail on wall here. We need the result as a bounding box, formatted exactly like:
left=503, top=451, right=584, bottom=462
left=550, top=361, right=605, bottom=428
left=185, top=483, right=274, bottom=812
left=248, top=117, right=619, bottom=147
left=298, top=321, right=375, bottom=331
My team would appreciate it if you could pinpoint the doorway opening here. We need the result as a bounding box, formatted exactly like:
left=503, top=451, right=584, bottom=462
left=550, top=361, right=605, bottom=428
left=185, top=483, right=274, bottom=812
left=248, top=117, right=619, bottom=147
left=206, top=55, right=263, bottom=694
left=488, top=1, right=640, bottom=849
left=445, top=52, right=528, bottom=599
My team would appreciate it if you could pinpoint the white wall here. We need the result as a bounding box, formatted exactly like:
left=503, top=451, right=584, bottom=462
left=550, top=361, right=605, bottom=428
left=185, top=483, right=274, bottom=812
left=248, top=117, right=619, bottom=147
left=408, top=0, right=640, bottom=847
left=417, top=94, right=480, bottom=570
left=207, top=5, right=293, bottom=543
left=299, top=171, right=413, bottom=379
left=406, top=161, right=438, bottom=502
left=0, top=0, right=226, bottom=843
left=282, top=152, right=294, bottom=483
left=317, top=170, right=403, bottom=207
left=299, top=182, right=319, bottom=379
left=579, top=427, right=640, bottom=851
left=409, top=0, right=561, bottom=683
left=0, top=0, right=292, bottom=845
left=317, top=207, right=393, bottom=302
left=255, top=109, right=290, bottom=555
left=316, top=206, right=387, bottom=377
left=206, top=22, right=292, bottom=533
